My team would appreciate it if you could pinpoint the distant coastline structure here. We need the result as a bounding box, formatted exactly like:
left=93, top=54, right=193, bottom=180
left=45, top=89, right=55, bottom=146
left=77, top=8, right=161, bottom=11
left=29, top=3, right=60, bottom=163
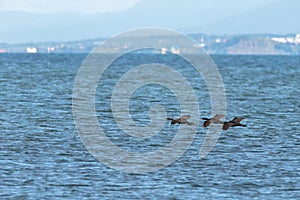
left=1, top=33, right=299, bottom=54
left=271, top=34, right=300, bottom=44
left=26, top=47, right=38, bottom=53
left=47, top=47, right=55, bottom=53
left=296, top=34, right=300, bottom=44
left=161, top=47, right=167, bottom=54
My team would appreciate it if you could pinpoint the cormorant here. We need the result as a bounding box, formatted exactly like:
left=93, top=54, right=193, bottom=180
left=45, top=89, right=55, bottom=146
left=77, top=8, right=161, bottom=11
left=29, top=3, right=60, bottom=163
left=222, top=117, right=247, bottom=130
left=167, top=115, right=194, bottom=125
left=201, top=114, right=225, bottom=127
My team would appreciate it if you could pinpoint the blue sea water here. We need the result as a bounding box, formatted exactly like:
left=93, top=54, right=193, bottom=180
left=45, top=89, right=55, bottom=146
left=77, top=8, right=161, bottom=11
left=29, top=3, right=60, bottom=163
left=0, top=53, right=299, bottom=199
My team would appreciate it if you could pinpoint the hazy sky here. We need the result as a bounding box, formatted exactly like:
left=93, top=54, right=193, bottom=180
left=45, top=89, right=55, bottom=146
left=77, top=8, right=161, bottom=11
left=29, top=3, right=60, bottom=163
left=0, top=0, right=276, bottom=14
left=0, top=0, right=141, bottom=13
left=1, top=0, right=298, bottom=43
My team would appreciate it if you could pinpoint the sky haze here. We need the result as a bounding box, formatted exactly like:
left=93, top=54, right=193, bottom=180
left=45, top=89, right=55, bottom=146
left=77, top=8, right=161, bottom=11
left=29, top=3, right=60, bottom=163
left=0, top=0, right=298, bottom=43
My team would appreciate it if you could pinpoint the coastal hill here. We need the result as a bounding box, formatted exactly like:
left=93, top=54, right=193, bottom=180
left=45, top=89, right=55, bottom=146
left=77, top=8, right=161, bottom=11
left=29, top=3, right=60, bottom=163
left=0, top=0, right=299, bottom=43
left=1, top=33, right=299, bottom=55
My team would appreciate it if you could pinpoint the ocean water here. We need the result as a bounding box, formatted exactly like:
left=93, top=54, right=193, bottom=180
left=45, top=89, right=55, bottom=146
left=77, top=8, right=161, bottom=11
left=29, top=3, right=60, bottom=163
left=0, top=53, right=299, bottom=199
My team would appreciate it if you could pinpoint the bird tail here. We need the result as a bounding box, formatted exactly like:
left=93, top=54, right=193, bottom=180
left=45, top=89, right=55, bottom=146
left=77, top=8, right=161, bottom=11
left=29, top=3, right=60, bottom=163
left=166, top=118, right=173, bottom=121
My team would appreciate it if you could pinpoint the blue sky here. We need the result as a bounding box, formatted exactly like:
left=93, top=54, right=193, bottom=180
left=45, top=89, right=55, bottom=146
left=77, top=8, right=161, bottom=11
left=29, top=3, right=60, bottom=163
left=0, top=0, right=298, bottom=43
left=0, top=0, right=276, bottom=14
left=0, top=0, right=141, bottom=13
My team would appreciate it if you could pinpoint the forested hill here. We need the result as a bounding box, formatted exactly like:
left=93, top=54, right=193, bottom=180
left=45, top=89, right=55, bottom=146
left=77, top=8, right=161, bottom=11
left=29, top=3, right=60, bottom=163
left=1, top=33, right=300, bottom=55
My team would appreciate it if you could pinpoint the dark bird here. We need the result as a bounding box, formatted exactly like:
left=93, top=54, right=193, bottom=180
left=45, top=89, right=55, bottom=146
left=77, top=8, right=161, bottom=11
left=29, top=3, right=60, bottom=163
left=167, top=115, right=194, bottom=125
left=201, top=114, right=225, bottom=127
left=222, top=117, right=247, bottom=130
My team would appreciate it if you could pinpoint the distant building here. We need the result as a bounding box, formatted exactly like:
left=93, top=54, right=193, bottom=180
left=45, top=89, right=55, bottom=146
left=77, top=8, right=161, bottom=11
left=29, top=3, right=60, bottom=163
left=215, top=38, right=221, bottom=43
left=26, top=47, right=38, bottom=53
left=170, top=46, right=181, bottom=55
left=295, top=34, right=300, bottom=44
left=271, top=37, right=287, bottom=43
left=272, top=34, right=300, bottom=44
left=286, top=37, right=295, bottom=43
left=47, top=47, right=55, bottom=53
left=199, top=36, right=206, bottom=47
left=161, top=48, right=167, bottom=54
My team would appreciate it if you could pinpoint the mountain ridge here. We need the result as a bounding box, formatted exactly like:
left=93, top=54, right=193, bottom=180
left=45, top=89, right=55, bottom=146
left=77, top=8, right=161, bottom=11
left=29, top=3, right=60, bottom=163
left=1, top=33, right=299, bottom=55
left=0, top=0, right=298, bottom=43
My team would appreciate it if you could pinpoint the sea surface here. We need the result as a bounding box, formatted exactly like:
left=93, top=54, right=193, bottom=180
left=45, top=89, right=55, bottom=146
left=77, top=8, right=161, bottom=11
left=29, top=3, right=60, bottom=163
left=0, top=53, right=299, bottom=199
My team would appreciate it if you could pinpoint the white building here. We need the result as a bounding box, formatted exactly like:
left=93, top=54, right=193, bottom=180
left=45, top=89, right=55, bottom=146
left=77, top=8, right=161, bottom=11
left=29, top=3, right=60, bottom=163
left=271, top=37, right=287, bottom=43
left=271, top=34, right=300, bottom=44
left=295, top=34, right=300, bottom=44
left=26, top=47, right=38, bottom=53
left=161, top=48, right=167, bottom=54
left=47, top=47, right=55, bottom=53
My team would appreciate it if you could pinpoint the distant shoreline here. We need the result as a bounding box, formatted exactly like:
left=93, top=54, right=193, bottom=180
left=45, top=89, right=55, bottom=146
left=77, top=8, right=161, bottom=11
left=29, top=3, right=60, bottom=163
left=1, top=33, right=299, bottom=55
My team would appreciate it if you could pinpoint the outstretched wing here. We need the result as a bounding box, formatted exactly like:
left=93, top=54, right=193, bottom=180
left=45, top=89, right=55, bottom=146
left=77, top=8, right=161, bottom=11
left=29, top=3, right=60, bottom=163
left=203, top=120, right=210, bottom=127
left=232, top=117, right=245, bottom=123
left=180, top=115, right=191, bottom=120
left=212, top=114, right=225, bottom=120
left=223, top=122, right=234, bottom=130
left=232, top=123, right=247, bottom=127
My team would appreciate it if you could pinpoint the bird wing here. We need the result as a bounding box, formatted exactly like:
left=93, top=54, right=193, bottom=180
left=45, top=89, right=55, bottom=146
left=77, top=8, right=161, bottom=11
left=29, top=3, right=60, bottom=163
left=223, top=122, right=234, bottom=130
left=212, top=114, right=225, bottom=120
left=180, top=115, right=191, bottom=120
left=232, top=123, right=247, bottom=127
left=203, top=120, right=210, bottom=127
left=171, top=120, right=178, bottom=125
left=232, top=117, right=245, bottom=123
